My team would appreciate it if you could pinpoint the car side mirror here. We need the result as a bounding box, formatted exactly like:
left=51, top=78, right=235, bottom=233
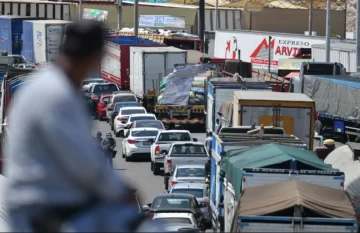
left=142, top=205, right=150, bottom=211
left=193, top=138, right=198, bottom=142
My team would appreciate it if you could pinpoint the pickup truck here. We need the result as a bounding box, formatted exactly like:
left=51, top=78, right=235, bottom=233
left=150, top=130, right=197, bottom=175
left=163, top=142, right=210, bottom=191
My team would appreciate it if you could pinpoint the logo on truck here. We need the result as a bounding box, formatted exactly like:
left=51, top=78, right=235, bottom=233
left=225, top=37, right=237, bottom=59
left=0, top=28, right=8, bottom=42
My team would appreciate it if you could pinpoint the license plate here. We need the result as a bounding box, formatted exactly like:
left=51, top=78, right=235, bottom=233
left=143, top=142, right=151, bottom=145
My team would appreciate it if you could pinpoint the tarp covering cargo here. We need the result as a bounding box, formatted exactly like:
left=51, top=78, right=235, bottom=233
left=218, top=101, right=233, bottom=121
left=235, top=180, right=355, bottom=219
left=220, top=144, right=334, bottom=198
left=303, top=75, right=360, bottom=120
left=325, top=143, right=360, bottom=218
left=158, top=64, right=216, bottom=105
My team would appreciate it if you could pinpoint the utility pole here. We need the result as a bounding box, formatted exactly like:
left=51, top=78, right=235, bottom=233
left=117, top=0, right=122, bottom=30
left=268, top=36, right=272, bottom=72
left=357, top=0, right=360, bottom=71
left=215, top=0, right=218, bottom=30
left=325, top=0, right=331, bottom=62
left=308, top=0, right=313, bottom=35
left=199, top=0, right=205, bottom=51
left=134, top=0, right=139, bottom=37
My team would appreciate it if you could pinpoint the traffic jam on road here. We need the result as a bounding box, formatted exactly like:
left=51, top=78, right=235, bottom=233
left=2, top=23, right=360, bottom=232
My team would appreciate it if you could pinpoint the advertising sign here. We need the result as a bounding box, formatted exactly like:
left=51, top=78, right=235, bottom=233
left=214, top=31, right=325, bottom=71
left=46, top=25, right=63, bottom=62
left=244, top=1, right=264, bottom=12
left=139, top=15, right=185, bottom=28
left=83, top=8, right=108, bottom=22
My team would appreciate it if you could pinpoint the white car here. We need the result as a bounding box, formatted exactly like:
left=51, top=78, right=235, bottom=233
left=123, top=113, right=157, bottom=136
left=114, top=107, right=147, bottom=137
left=152, top=212, right=198, bottom=229
left=122, top=127, right=159, bottom=161
left=106, top=92, right=137, bottom=120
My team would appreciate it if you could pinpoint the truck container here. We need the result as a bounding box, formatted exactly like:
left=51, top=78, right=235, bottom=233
left=101, top=37, right=161, bottom=90
left=130, top=46, right=187, bottom=112
left=22, top=20, right=72, bottom=63
left=0, top=16, right=41, bottom=55
left=232, top=91, right=316, bottom=149
left=205, top=78, right=272, bottom=134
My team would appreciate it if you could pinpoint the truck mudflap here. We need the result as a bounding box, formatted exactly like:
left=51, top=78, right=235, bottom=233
left=155, top=105, right=205, bottom=125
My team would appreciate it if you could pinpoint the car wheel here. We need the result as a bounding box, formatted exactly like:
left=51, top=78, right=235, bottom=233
left=150, top=161, right=154, bottom=171
left=153, top=164, right=160, bottom=175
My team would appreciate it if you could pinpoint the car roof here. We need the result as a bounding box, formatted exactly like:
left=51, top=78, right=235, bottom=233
left=129, top=113, right=155, bottom=117
left=130, top=127, right=159, bottom=131
left=172, top=182, right=206, bottom=189
left=155, top=193, right=194, bottom=199
left=159, top=130, right=190, bottom=134
left=171, top=142, right=204, bottom=146
left=120, top=107, right=145, bottom=110
left=176, top=164, right=205, bottom=169
left=154, top=213, right=192, bottom=218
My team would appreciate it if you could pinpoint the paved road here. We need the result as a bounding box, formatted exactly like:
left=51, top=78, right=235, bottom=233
left=92, top=120, right=344, bottom=206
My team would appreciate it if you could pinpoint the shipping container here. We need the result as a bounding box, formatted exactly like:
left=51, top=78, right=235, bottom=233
left=130, top=46, right=187, bottom=98
left=25, top=20, right=72, bottom=63
left=0, top=16, right=41, bottom=55
left=214, top=30, right=327, bottom=71
left=311, top=42, right=356, bottom=72
left=101, top=37, right=161, bottom=90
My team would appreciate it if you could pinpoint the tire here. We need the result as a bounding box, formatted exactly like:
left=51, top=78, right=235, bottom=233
left=153, top=164, right=160, bottom=175
left=151, top=161, right=154, bottom=171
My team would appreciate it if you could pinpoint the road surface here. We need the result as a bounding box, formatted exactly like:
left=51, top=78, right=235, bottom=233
left=92, top=120, right=344, bottom=206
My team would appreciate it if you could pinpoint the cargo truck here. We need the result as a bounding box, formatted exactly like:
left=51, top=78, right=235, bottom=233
left=21, top=20, right=72, bottom=63
left=129, top=46, right=187, bottom=112
left=101, top=37, right=162, bottom=90
left=205, top=78, right=272, bottom=135
left=232, top=91, right=316, bottom=150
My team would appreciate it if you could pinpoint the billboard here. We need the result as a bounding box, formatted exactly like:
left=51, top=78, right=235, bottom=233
left=138, top=15, right=185, bottom=28
left=83, top=8, right=108, bottom=22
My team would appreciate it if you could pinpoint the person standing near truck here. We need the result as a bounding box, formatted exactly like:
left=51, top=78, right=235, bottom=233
left=204, top=131, right=213, bottom=156
left=313, top=139, right=336, bottom=160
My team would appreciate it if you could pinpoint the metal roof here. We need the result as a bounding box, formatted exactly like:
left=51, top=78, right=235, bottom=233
left=234, top=91, right=314, bottom=102
left=312, top=42, right=356, bottom=52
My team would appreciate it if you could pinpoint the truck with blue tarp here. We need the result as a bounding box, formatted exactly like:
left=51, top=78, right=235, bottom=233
left=0, top=16, right=41, bottom=55
left=205, top=77, right=272, bottom=135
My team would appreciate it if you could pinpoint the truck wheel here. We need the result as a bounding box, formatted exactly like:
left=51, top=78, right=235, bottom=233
left=150, top=161, right=154, bottom=171
left=153, top=164, right=160, bottom=175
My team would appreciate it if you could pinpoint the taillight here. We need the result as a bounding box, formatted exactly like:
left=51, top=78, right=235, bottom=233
left=117, top=117, right=126, bottom=121
left=128, top=139, right=139, bottom=144
left=147, top=212, right=154, bottom=218
left=170, top=181, right=177, bottom=187
left=155, top=146, right=160, bottom=155
left=91, top=94, right=98, bottom=100
left=167, top=159, right=172, bottom=171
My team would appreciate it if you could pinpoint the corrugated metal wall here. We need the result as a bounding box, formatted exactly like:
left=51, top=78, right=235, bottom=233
left=204, top=9, right=241, bottom=31
left=0, top=2, right=74, bottom=20
left=312, top=46, right=356, bottom=72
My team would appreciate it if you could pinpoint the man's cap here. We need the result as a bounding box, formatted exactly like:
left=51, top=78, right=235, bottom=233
left=61, top=19, right=105, bottom=60
left=324, top=139, right=335, bottom=146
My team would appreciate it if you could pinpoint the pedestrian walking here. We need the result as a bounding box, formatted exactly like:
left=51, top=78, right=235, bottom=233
left=101, top=132, right=116, bottom=169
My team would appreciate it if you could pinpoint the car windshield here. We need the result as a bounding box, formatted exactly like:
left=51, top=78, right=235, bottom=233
left=121, top=109, right=146, bottom=115
left=131, top=130, right=158, bottom=137
left=115, top=103, right=140, bottom=112
left=156, top=218, right=192, bottom=225
left=114, top=95, right=137, bottom=102
left=153, top=197, right=192, bottom=209
left=176, top=167, right=205, bottom=178
left=158, top=133, right=191, bottom=142
left=171, top=189, right=203, bottom=198
left=92, top=84, right=118, bottom=93
left=135, top=121, right=164, bottom=129
left=171, top=145, right=207, bottom=157
left=82, top=79, right=104, bottom=86
left=130, top=116, right=156, bottom=122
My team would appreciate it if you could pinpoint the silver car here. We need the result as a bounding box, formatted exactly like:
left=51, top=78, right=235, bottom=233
left=170, top=182, right=211, bottom=227
left=167, top=164, right=207, bottom=191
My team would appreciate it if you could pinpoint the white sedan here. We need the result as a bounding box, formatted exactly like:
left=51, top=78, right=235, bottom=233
left=122, top=128, right=159, bottom=161
left=123, top=113, right=157, bottom=136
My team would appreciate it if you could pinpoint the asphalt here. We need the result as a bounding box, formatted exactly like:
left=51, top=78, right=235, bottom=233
left=92, top=119, right=344, bottom=207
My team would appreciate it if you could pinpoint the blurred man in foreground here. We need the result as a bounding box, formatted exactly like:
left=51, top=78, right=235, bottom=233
left=4, top=20, right=144, bottom=232
left=313, top=139, right=336, bottom=160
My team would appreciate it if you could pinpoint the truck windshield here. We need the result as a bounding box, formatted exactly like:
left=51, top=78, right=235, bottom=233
left=176, top=167, right=205, bottom=178
left=171, top=189, right=203, bottom=198
left=114, top=95, right=137, bottom=102
left=121, top=109, right=146, bottom=115
left=156, top=218, right=191, bottom=225
left=171, top=145, right=207, bottom=156
left=158, top=133, right=191, bottom=142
